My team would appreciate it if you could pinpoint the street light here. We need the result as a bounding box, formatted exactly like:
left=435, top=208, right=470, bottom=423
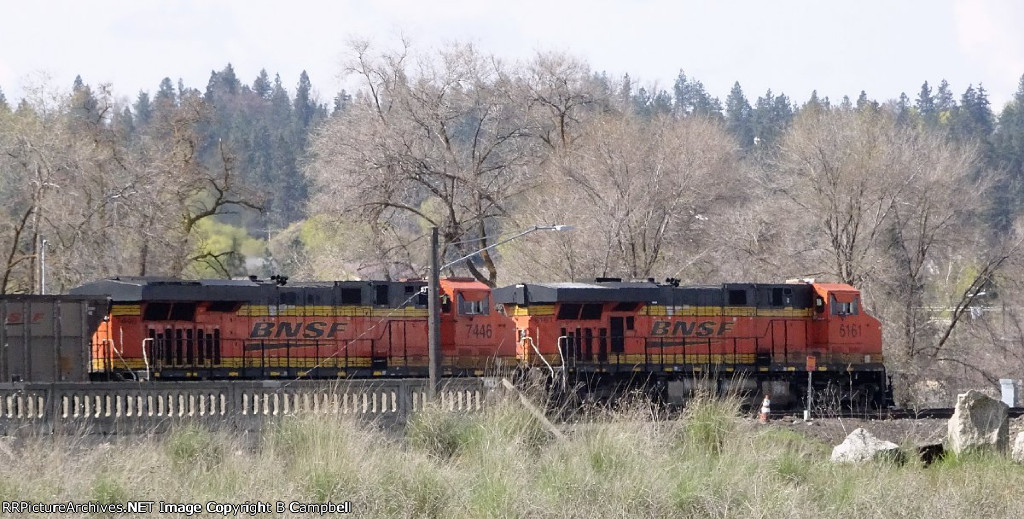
left=427, top=224, right=572, bottom=398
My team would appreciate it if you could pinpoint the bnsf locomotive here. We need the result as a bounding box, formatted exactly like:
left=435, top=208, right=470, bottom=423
left=63, top=275, right=885, bottom=406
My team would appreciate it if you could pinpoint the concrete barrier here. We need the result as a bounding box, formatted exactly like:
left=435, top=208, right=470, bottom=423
left=0, top=378, right=494, bottom=435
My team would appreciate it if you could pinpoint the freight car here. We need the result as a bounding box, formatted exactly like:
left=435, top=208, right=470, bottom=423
left=0, top=295, right=109, bottom=382
left=492, top=278, right=888, bottom=407
left=69, top=276, right=517, bottom=380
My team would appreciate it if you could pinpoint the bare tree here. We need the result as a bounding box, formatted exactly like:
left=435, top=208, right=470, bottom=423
left=306, top=41, right=540, bottom=285
left=768, top=106, right=1008, bottom=376
left=502, top=110, right=739, bottom=283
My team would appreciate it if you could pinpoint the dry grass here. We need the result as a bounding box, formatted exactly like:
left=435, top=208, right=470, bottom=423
left=1, top=394, right=1023, bottom=518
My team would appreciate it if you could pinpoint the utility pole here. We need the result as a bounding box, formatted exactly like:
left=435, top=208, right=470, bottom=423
left=427, top=226, right=441, bottom=399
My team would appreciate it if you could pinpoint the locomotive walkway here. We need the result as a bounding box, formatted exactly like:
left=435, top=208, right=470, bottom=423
left=0, top=378, right=498, bottom=435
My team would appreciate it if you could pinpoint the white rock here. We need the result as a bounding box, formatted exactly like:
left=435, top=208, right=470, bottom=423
left=946, top=390, right=1009, bottom=455
left=1012, top=432, right=1024, bottom=463
left=830, top=428, right=903, bottom=464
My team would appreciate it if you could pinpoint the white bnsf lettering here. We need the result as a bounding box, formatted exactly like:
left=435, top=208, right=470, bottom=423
left=250, top=321, right=347, bottom=339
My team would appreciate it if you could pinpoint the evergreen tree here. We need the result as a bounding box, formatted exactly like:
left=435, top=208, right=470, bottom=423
left=632, top=86, right=653, bottom=117
left=951, top=84, right=993, bottom=145
left=990, top=76, right=1024, bottom=228
left=155, top=78, right=177, bottom=108
left=114, top=106, right=135, bottom=135
left=804, top=90, right=825, bottom=113
left=253, top=69, right=272, bottom=100
left=935, top=79, right=955, bottom=113
left=895, top=92, right=912, bottom=127
left=672, top=70, right=690, bottom=116
left=916, top=81, right=935, bottom=126
left=293, top=71, right=317, bottom=139
left=651, top=89, right=673, bottom=115
left=70, top=75, right=99, bottom=122
left=725, top=82, right=754, bottom=148
left=270, top=74, right=292, bottom=123
left=751, top=89, right=793, bottom=149
left=619, top=73, right=632, bottom=111
left=219, top=63, right=240, bottom=96
left=0, top=85, right=8, bottom=112
left=133, top=91, right=152, bottom=127
left=856, top=90, right=869, bottom=110
left=332, top=89, right=351, bottom=115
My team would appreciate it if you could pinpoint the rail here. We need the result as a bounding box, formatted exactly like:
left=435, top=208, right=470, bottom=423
left=0, top=378, right=499, bottom=435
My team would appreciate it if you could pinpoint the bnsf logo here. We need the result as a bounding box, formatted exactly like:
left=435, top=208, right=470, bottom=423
left=650, top=320, right=735, bottom=337
left=250, top=321, right=348, bottom=339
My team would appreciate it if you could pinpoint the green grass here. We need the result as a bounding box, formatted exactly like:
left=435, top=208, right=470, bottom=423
left=0, top=397, right=1022, bottom=518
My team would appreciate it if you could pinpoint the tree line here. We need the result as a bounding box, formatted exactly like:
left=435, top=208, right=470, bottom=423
left=3, top=42, right=1024, bottom=397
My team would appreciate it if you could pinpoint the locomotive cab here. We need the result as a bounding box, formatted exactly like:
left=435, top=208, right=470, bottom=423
left=809, top=283, right=883, bottom=366
left=439, top=279, right=516, bottom=370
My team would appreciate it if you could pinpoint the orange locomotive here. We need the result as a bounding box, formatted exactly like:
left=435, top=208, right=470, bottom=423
left=493, top=278, right=887, bottom=406
left=70, top=276, right=888, bottom=405
left=71, top=276, right=516, bottom=380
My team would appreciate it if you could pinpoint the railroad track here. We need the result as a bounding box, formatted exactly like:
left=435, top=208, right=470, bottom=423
left=773, top=407, right=1024, bottom=420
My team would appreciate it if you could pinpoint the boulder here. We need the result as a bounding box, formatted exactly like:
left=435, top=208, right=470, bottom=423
left=946, top=390, right=1009, bottom=455
left=1012, top=432, right=1024, bottom=463
left=830, top=428, right=904, bottom=464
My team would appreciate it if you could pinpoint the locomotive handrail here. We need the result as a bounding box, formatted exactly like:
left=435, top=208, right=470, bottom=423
left=555, top=335, right=571, bottom=376
left=102, top=339, right=135, bottom=378
left=140, top=338, right=153, bottom=381
left=527, top=336, right=565, bottom=390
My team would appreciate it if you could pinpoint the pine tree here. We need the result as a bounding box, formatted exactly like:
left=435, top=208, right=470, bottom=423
left=990, top=75, right=1024, bottom=228
left=804, top=90, right=825, bottom=114
left=253, top=69, right=272, bottom=100
left=155, top=78, right=177, bottom=108
left=219, top=63, right=240, bottom=96
left=951, top=83, right=993, bottom=145
left=293, top=71, right=317, bottom=139
left=725, top=81, right=754, bottom=148
left=133, top=91, right=152, bottom=127
left=672, top=70, right=690, bottom=116
left=619, top=73, right=632, bottom=111
left=935, top=79, right=955, bottom=113
left=0, top=85, right=8, bottom=112
left=895, top=92, right=912, bottom=127
left=332, top=89, right=351, bottom=115
left=916, top=81, right=936, bottom=126
left=70, top=75, right=99, bottom=122
left=751, top=89, right=793, bottom=149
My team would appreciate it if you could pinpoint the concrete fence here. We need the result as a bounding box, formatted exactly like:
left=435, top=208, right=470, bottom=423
left=0, top=378, right=499, bottom=435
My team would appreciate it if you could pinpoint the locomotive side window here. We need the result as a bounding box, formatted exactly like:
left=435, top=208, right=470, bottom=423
left=375, top=285, right=390, bottom=306
left=815, top=296, right=825, bottom=313
left=830, top=295, right=859, bottom=316
left=458, top=293, right=490, bottom=315
left=728, top=290, right=747, bottom=305
left=207, top=301, right=240, bottom=312
left=580, top=304, right=603, bottom=320
left=612, top=302, right=639, bottom=312
left=557, top=304, right=582, bottom=320
left=144, top=303, right=171, bottom=320
left=340, top=288, right=362, bottom=305
left=169, top=303, right=196, bottom=321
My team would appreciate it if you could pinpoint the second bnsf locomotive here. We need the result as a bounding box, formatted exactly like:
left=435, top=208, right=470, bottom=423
left=494, top=278, right=885, bottom=406
left=69, top=276, right=885, bottom=405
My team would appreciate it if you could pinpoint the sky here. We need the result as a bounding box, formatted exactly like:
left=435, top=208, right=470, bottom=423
left=1, top=0, right=1023, bottom=110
